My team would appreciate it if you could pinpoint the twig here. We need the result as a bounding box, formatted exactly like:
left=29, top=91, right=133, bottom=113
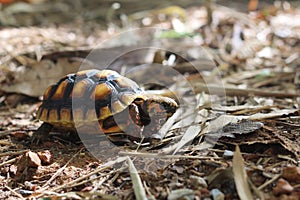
left=143, top=181, right=155, bottom=200
left=5, top=185, right=25, bottom=200
left=0, top=128, right=23, bottom=137
left=193, top=83, right=300, bottom=98
left=0, top=140, right=12, bottom=146
left=119, top=151, right=223, bottom=160
left=0, top=149, right=29, bottom=157
left=277, top=155, right=298, bottom=165
left=258, top=174, right=281, bottom=191
left=205, top=0, right=212, bottom=25
left=91, top=176, right=109, bottom=192
left=0, top=158, right=17, bottom=167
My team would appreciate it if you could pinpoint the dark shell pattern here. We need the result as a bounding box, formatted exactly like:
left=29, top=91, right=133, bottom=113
left=36, top=69, right=145, bottom=126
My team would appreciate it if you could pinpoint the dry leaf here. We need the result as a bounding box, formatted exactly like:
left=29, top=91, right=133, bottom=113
left=158, top=108, right=183, bottom=139
left=2, top=58, right=80, bottom=97
left=205, top=115, right=241, bottom=133
left=248, top=108, right=298, bottom=120
left=172, top=125, right=201, bottom=155
left=232, top=145, right=254, bottom=200
left=127, top=157, right=147, bottom=200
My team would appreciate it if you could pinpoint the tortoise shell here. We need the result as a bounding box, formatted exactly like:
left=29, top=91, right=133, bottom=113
left=36, top=69, right=178, bottom=140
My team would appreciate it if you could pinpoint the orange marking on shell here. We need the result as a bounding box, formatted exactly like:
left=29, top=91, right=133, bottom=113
left=92, top=83, right=111, bottom=100
left=97, top=70, right=120, bottom=78
left=111, top=100, right=127, bottom=114
left=36, top=107, right=42, bottom=119
left=43, top=85, right=53, bottom=100
left=105, top=125, right=123, bottom=133
left=115, top=76, right=138, bottom=88
left=86, top=109, right=97, bottom=121
left=60, top=108, right=71, bottom=122
left=119, top=93, right=137, bottom=105
left=99, top=106, right=111, bottom=120
left=73, top=108, right=83, bottom=122
left=76, top=70, right=92, bottom=76
left=72, top=80, right=88, bottom=98
left=40, top=108, right=48, bottom=121
left=48, top=109, right=59, bottom=122
left=51, top=81, right=68, bottom=100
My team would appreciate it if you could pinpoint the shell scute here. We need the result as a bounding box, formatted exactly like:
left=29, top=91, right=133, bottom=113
left=37, top=69, right=143, bottom=125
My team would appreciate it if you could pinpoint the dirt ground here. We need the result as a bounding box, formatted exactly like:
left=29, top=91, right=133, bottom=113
left=0, top=0, right=300, bottom=199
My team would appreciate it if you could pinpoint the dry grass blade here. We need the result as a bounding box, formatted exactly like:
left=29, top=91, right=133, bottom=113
left=172, top=125, right=201, bottom=155
left=232, top=145, right=254, bottom=200
left=158, top=108, right=182, bottom=139
left=159, top=124, right=201, bottom=155
left=127, top=157, right=148, bottom=200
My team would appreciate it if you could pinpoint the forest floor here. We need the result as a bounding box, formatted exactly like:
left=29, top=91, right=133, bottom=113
left=0, top=0, right=300, bottom=199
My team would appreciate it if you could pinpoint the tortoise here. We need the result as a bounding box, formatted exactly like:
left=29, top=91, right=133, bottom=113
left=34, top=69, right=178, bottom=143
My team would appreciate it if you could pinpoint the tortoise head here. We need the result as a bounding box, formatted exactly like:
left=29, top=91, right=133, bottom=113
left=132, top=95, right=178, bottom=139
left=134, top=95, right=178, bottom=118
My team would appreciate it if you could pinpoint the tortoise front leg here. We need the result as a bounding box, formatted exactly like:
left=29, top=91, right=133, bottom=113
left=32, top=122, right=53, bottom=144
